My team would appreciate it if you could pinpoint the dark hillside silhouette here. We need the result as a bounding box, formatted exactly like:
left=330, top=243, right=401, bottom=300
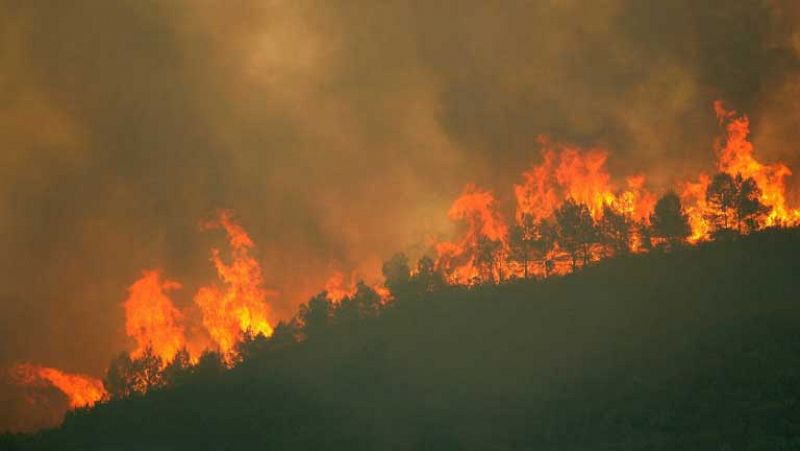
left=6, top=229, right=800, bottom=450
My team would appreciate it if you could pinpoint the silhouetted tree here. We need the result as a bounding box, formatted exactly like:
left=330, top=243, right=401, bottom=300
left=706, top=172, right=769, bottom=237
left=510, top=215, right=558, bottom=278
left=382, top=253, right=411, bottom=300
left=129, top=347, right=165, bottom=394
left=162, top=347, right=192, bottom=386
left=475, top=236, right=503, bottom=283
left=706, top=172, right=737, bottom=234
left=335, top=280, right=382, bottom=328
left=194, top=350, right=224, bottom=378
left=651, top=191, right=690, bottom=248
left=354, top=281, right=382, bottom=317
left=104, top=347, right=164, bottom=399
left=556, top=199, right=596, bottom=270
left=409, top=255, right=444, bottom=294
left=734, top=175, right=769, bottom=233
left=509, top=214, right=536, bottom=278
left=334, top=291, right=360, bottom=326
left=538, top=220, right=557, bottom=277
left=270, top=320, right=300, bottom=347
left=235, top=331, right=270, bottom=363
left=299, top=293, right=333, bottom=340
left=599, top=205, right=631, bottom=256
left=104, top=352, right=135, bottom=399
left=639, top=222, right=654, bottom=251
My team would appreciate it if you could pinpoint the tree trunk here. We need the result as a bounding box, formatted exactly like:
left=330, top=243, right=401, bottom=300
left=523, top=254, right=528, bottom=279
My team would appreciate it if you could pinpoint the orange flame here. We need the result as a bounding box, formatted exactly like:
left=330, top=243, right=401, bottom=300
left=680, top=173, right=713, bottom=242
left=373, top=284, right=392, bottom=303
left=681, top=102, right=800, bottom=240
left=713, top=101, right=800, bottom=227
left=12, top=364, right=106, bottom=409
left=435, top=184, right=509, bottom=284
left=324, top=271, right=391, bottom=304
left=324, top=271, right=358, bottom=303
left=13, top=101, right=800, bottom=427
left=194, top=210, right=274, bottom=355
left=515, top=137, right=655, bottom=223
left=124, top=270, right=186, bottom=363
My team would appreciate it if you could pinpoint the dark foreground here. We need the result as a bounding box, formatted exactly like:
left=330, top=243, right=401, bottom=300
left=5, top=229, right=800, bottom=450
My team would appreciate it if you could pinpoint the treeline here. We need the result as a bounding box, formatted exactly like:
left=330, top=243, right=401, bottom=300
left=453, top=171, right=772, bottom=284
left=5, top=227, right=800, bottom=449
left=11, top=172, right=777, bottom=412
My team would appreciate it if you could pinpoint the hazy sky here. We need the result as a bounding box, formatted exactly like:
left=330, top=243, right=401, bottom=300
left=2, top=0, right=800, bottom=430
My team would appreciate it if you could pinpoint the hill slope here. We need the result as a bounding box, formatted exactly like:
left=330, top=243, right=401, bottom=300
left=9, top=229, right=800, bottom=450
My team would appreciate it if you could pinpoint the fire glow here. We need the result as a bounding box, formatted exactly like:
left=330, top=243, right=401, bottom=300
left=11, top=101, right=800, bottom=418
left=434, top=102, right=799, bottom=282
left=12, top=364, right=107, bottom=409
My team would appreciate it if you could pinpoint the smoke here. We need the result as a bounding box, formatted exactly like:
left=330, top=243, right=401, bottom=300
left=1, top=0, right=799, bottom=430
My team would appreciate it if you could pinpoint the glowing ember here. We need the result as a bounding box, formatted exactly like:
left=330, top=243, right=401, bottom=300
left=12, top=364, right=106, bottom=409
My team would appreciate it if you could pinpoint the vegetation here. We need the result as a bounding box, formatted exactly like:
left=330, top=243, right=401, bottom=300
left=5, top=227, right=800, bottom=450
left=706, top=173, right=770, bottom=237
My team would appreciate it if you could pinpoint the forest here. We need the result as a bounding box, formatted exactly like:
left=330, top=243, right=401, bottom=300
left=4, top=223, right=800, bottom=450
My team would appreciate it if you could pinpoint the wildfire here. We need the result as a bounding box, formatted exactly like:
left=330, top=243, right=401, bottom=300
left=680, top=102, right=800, bottom=240
left=194, top=210, right=274, bottom=355
left=124, top=271, right=186, bottom=363
left=680, top=174, right=713, bottom=242
left=324, top=271, right=392, bottom=304
left=435, top=102, right=798, bottom=283
left=12, top=364, right=106, bottom=409
left=324, top=271, right=358, bottom=303
left=11, top=100, right=800, bottom=428
left=712, top=101, right=800, bottom=227
left=435, top=184, right=509, bottom=285
left=515, top=137, right=656, bottom=223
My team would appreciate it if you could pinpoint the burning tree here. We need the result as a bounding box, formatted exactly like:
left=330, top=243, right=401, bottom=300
left=435, top=184, right=509, bottom=285
left=509, top=214, right=556, bottom=278
left=104, top=347, right=165, bottom=399
left=382, top=253, right=411, bottom=296
left=734, top=175, right=770, bottom=234
left=706, top=172, right=770, bottom=237
left=651, top=191, right=691, bottom=248
left=298, top=293, right=333, bottom=341
left=555, top=199, right=597, bottom=270
left=599, top=205, right=632, bottom=256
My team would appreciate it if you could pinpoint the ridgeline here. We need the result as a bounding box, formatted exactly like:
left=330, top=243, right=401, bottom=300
left=6, top=229, right=800, bottom=450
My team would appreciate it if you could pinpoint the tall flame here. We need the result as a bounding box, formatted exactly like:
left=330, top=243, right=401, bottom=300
left=124, top=271, right=186, bottom=363
left=713, top=101, right=799, bottom=227
left=435, top=184, right=509, bottom=285
left=434, top=101, right=799, bottom=283
left=514, top=137, right=655, bottom=223
left=12, top=364, right=106, bottom=409
left=193, top=210, right=274, bottom=354
left=681, top=102, right=800, bottom=240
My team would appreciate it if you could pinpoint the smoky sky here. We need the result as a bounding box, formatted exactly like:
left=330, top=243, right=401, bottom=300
left=1, top=0, right=800, bottom=431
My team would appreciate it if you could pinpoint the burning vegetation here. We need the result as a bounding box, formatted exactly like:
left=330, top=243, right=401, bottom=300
left=10, top=101, right=800, bottom=424
left=434, top=102, right=799, bottom=283
left=11, top=364, right=107, bottom=410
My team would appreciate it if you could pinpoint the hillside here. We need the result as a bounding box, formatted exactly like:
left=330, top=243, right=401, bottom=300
left=6, top=229, right=800, bottom=450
